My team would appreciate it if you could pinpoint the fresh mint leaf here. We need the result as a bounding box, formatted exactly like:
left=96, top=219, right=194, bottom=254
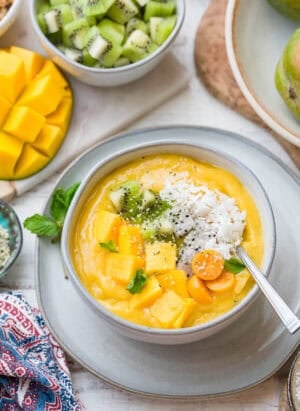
left=63, top=182, right=81, bottom=208
left=127, top=269, right=148, bottom=294
left=24, top=215, right=60, bottom=238
left=99, top=240, right=118, bottom=253
left=224, top=257, right=246, bottom=274
left=50, top=182, right=80, bottom=224
left=50, top=188, right=67, bottom=224
left=24, top=182, right=80, bottom=241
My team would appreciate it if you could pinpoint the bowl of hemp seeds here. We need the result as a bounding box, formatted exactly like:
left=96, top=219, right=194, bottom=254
left=0, top=200, right=22, bottom=279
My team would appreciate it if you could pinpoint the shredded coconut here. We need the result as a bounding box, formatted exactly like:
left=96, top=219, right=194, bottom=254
left=160, top=180, right=246, bottom=275
left=0, top=226, right=10, bottom=270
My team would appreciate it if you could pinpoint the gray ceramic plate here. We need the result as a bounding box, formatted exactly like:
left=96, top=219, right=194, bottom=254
left=226, top=0, right=300, bottom=147
left=36, top=126, right=300, bottom=398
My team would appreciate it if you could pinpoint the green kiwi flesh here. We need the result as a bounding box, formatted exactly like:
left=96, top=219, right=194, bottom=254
left=36, top=0, right=177, bottom=68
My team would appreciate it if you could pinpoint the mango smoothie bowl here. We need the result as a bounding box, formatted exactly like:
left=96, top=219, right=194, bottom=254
left=62, top=143, right=276, bottom=344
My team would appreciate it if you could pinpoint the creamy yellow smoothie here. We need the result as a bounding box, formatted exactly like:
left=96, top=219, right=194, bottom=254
left=71, top=154, right=263, bottom=329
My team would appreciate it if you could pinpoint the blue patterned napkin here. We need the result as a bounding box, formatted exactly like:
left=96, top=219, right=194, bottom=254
left=0, top=292, right=84, bottom=411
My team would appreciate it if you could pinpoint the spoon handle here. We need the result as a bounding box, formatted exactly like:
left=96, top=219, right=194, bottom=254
left=237, top=247, right=300, bottom=335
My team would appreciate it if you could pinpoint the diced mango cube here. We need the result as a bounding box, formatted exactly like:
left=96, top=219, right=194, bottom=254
left=119, top=225, right=144, bottom=257
left=18, top=74, right=64, bottom=116
left=94, top=210, right=123, bottom=243
left=173, top=298, right=197, bottom=328
left=3, top=106, right=45, bottom=143
left=130, top=275, right=162, bottom=309
left=150, top=290, right=185, bottom=328
left=234, top=272, right=251, bottom=295
left=47, top=97, right=73, bottom=128
left=145, top=242, right=176, bottom=274
left=10, top=46, right=45, bottom=81
left=0, top=132, right=23, bottom=179
left=37, top=60, right=69, bottom=89
left=0, top=51, right=26, bottom=103
left=0, top=96, right=11, bottom=126
left=33, top=124, right=62, bottom=157
left=105, top=253, right=142, bottom=284
left=15, top=144, right=48, bottom=179
left=157, top=269, right=189, bottom=298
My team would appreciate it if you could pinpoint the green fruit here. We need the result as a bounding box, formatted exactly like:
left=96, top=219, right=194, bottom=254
left=275, top=28, right=300, bottom=118
left=268, top=0, right=300, bottom=21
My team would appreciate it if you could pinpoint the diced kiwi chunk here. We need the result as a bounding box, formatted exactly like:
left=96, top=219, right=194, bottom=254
left=142, top=189, right=156, bottom=208
left=122, top=29, right=154, bottom=62
left=110, top=181, right=142, bottom=222
left=83, top=0, right=115, bottom=17
left=84, top=26, right=112, bottom=60
left=98, top=18, right=125, bottom=45
left=62, top=18, right=90, bottom=49
left=126, top=17, right=148, bottom=36
left=70, top=0, right=97, bottom=25
left=134, top=0, right=149, bottom=6
left=41, top=4, right=73, bottom=34
left=144, top=1, right=176, bottom=21
left=50, top=0, right=69, bottom=6
left=59, top=46, right=83, bottom=61
left=108, top=0, right=139, bottom=24
left=150, top=15, right=176, bottom=45
left=114, top=57, right=131, bottom=67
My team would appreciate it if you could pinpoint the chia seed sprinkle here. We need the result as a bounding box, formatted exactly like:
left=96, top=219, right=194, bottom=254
left=0, top=226, right=10, bottom=270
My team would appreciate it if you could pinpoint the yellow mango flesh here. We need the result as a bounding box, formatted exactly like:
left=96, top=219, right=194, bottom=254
left=33, top=125, right=62, bottom=157
left=71, top=154, right=264, bottom=329
left=94, top=210, right=122, bottom=244
left=0, top=96, right=11, bottom=127
left=18, top=74, right=64, bottom=116
left=0, top=132, right=23, bottom=179
left=157, top=269, right=189, bottom=298
left=0, top=47, right=73, bottom=180
left=145, top=242, right=177, bottom=274
left=4, top=106, right=45, bottom=143
left=0, top=51, right=26, bottom=103
left=118, top=225, right=144, bottom=257
left=10, top=46, right=45, bottom=81
left=150, top=290, right=185, bottom=328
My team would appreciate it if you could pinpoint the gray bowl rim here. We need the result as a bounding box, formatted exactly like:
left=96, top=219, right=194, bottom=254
left=29, top=0, right=185, bottom=75
left=61, top=139, right=276, bottom=337
left=0, top=199, right=23, bottom=278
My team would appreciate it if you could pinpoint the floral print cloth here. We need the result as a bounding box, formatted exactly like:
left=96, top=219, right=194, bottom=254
left=0, top=292, right=83, bottom=411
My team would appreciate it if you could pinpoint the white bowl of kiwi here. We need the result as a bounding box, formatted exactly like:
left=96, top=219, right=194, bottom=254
left=30, top=0, right=185, bottom=87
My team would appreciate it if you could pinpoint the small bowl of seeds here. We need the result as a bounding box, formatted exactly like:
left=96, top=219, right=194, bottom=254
left=0, top=0, right=22, bottom=37
left=0, top=200, right=22, bottom=279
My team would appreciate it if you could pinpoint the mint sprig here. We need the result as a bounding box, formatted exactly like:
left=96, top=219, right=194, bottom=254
left=99, top=240, right=118, bottom=252
left=224, top=257, right=246, bottom=274
left=24, top=182, right=80, bottom=242
left=127, top=269, right=148, bottom=294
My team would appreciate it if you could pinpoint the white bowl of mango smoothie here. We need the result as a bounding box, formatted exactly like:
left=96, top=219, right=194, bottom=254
left=61, top=142, right=275, bottom=344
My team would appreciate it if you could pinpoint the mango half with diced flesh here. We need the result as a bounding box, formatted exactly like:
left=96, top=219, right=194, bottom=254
left=0, top=47, right=73, bottom=180
left=275, top=28, right=300, bottom=119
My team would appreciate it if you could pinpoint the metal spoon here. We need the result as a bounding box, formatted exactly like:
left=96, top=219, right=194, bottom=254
left=237, top=246, right=300, bottom=335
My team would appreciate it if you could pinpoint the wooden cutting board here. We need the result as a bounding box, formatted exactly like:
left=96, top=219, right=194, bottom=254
left=195, top=0, right=300, bottom=168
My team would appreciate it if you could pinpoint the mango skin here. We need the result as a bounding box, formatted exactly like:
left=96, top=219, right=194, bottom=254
left=268, top=0, right=300, bottom=21
left=275, top=28, right=300, bottom=119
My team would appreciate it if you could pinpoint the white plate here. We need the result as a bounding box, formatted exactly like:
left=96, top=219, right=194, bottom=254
left=226, top=0, right=300, bottom=147
left=36, top=126, right=300, bottom=398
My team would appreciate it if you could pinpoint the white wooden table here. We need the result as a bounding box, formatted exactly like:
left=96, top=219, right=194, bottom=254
left=2, top=0, right=298, bottom=409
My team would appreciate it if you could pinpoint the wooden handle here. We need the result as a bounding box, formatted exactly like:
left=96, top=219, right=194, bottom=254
left=0, top=181, right=16, bottom=202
